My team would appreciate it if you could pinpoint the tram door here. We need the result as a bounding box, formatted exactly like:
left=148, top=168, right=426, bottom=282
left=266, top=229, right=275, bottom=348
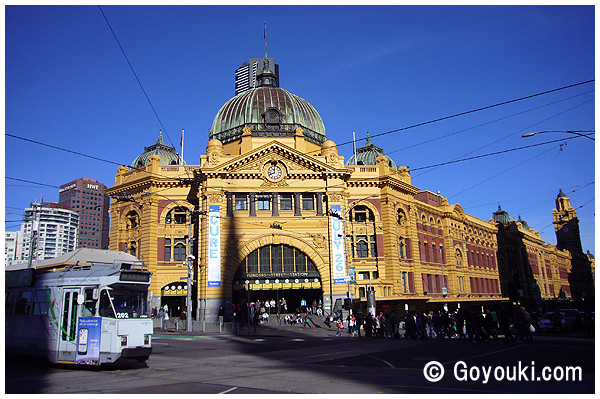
left=58, top=289, right=79, bottom=361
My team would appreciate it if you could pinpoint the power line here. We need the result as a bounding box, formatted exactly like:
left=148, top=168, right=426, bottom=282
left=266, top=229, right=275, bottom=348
left=386, top=89, right=595, bottom=157
left=304, top=79, right=595, bottom=156
left=6, top=133, right=125, bottom=166
left=97, top=5, right=175, bottom=149
left=449, top=145, right=558, bottom=198
left=411, top=137, right=576, bottom=171
left=5, top=177, right=60, bottom=189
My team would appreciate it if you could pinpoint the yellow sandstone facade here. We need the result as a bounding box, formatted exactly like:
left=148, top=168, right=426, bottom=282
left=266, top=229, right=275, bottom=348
left=107, top=58, right=576, bottom=320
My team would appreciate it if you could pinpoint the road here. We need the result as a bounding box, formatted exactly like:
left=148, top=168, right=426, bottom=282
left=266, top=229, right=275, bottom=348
left=6, top=323, right=595, bottom=394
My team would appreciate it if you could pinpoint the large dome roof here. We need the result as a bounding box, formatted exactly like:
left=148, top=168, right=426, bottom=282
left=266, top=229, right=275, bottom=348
left=210, top=60, right=326, bottom=146
left=131, top=131, right=185, bottom=169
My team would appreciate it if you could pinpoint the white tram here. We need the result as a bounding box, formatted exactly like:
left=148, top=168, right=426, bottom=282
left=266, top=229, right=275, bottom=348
left=6, top=252, right=153, bottom=365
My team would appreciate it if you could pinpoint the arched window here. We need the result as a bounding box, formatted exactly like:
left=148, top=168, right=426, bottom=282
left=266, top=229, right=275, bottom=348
left=126, top=211, right=139, bottom=229
left=455, top=249, right=462, bottom=267
left=174, top=243, right=187, bottom=261
left=397, top=209, right=406, bottom=226
left=355, top=236, right=369, bottom=258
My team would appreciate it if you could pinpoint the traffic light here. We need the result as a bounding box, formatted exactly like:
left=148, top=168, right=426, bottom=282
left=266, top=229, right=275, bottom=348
left=343, top=298, right=352, bottom=310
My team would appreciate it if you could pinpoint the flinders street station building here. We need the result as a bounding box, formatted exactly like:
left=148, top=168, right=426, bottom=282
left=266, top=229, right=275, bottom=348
left=106, top=59, right=592, bottom=321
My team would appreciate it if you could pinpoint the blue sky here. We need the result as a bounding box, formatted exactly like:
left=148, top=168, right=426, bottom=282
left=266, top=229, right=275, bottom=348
left=5, top=5, right=595, bottom=254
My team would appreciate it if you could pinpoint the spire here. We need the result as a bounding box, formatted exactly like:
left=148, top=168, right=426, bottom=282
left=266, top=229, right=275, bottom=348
left=264, top=22, right=268, bottom=59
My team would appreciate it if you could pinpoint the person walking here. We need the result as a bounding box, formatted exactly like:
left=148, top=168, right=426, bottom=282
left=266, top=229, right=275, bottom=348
left=336, top=319, right=344, bottom=337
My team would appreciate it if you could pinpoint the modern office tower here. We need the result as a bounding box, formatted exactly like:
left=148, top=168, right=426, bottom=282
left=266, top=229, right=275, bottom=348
left=58, top=177, right=110, bottom=249
left=234, top=57, right=279, bottom=95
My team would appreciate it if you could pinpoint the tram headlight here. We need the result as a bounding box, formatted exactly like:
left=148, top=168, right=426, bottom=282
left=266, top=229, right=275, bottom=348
left=120, top=335, right=127, bottom=347
left=144, top=334, right=151, bottom=345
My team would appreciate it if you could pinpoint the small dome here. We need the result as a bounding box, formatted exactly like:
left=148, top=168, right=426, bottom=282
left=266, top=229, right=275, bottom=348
left=346, top=135, right=397, bottom=169
left=131, top=131, right=185, bottom=169
left=492, top=204, right=511, bottom=225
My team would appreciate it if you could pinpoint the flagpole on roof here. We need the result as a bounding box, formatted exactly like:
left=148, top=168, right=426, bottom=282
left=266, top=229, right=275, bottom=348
left=352, top=131, right=357, bottom=165
left=180, top=129, right=185, bottom=162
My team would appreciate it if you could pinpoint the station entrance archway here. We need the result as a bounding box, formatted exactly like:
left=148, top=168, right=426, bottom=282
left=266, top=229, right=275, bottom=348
left=232, top=244, right=324, bottom=314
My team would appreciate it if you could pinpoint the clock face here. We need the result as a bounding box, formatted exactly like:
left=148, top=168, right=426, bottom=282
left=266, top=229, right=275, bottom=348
left=267, top=165, right=282, bottom=180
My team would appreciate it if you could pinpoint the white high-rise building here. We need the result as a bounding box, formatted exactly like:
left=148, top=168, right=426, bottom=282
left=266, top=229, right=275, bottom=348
left=17, top=202, right=79, bottom=265
left=5, top=231, right=20, bottom=266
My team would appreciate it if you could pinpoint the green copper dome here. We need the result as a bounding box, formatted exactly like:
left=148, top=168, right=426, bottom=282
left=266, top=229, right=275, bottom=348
left=346, top=135, right=398, bottom=169
left=131, top=131, right=185, bottom=169
left=210, top=59, right=327, bottom=146
left=492, top=204, right=511, bottom=225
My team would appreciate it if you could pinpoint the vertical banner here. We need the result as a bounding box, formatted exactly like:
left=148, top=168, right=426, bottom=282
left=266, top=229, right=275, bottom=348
left=330, top=205, right=346, bottom=284
left=75, top=317, right=101, bottom=365
left=208, top=205, right=221, bottom=287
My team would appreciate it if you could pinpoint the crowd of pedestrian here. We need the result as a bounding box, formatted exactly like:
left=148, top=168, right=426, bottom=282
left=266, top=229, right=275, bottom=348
left=324, top=304, right=540, bottom=343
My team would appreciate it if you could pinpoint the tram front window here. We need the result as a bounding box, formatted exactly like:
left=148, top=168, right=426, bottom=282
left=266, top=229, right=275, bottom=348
left=99, top=289, right=148, bottom=319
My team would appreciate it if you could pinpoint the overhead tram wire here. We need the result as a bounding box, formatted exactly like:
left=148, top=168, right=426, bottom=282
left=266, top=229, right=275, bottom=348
left=385, top=89, right=595, bottom=157
left=5, top=133, right=194, bottom=186
left=464, top=181, right=594, bottom=210
left=413, top=97, right=595, bottom=178
left=302, top=79, right=594, bottom=157
left=449, top=145, right=559, bottom=199
left=97, top=6, right=176, bottom=149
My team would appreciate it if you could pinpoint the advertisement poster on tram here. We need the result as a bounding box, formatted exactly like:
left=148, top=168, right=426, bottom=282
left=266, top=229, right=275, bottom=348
left=75, top=317, right=101, bottom=365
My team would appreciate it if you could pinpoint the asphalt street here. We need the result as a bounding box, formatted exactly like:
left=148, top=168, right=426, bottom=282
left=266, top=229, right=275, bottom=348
left=5, top=321, right=595, bottom=394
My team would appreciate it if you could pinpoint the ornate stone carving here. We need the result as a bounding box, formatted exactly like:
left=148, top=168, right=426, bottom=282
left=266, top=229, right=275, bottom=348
left=207, top=193, right=223, bottom=203
left=308, top=233, right=327, bottom=249
left=260, top=179, right=289, bottom=188
left=328, top=193, right=343, bottom=203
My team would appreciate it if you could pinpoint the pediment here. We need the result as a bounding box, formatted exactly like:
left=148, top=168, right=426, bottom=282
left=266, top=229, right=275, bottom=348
left=211, top=141, right=344, bottom=176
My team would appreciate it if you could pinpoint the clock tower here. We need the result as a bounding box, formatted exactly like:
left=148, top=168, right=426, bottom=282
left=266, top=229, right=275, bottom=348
left=552, top=189, right=594, bottom=300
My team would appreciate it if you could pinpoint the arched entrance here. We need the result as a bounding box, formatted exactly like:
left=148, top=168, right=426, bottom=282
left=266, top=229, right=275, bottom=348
left=232, top=244, right=323, bottom=315
left=160, top=282, right=188, bottom=318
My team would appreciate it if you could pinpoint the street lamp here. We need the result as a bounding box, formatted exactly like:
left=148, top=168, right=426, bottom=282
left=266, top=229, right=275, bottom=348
left=144, top=190, right=195, bottom=332
left=521, top=130, right=595, bottom=141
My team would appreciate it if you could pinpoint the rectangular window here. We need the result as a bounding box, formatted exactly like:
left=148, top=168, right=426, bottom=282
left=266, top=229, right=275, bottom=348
left=235, top=195, right=248, bottom=210
left=257, top=195, right=271, bottom=211
left=271, top=245, right=282, bottom=273
left=247, top=250, right=258, bottom=273
left=295, top=250, right=306, bottom=272
left=33, top=289, right=50, bottom=316
left=279, top=194, right=292, bottom=211
left=259, top=246, right=270, bottom=273
left=370, top=235, right=377, bottom=257
left=6, top=292, right=16, bottom=315
left=164, top=238, right=171, bottom=261
left=302, top=194, right=314, bottom=210
left=402, top=272, right=408, bottom=293
left=423, top=243, right=429, bottom=262
left=15, top=290, right=33, bottom=315
left=283, top=246, right=294, bottom=272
